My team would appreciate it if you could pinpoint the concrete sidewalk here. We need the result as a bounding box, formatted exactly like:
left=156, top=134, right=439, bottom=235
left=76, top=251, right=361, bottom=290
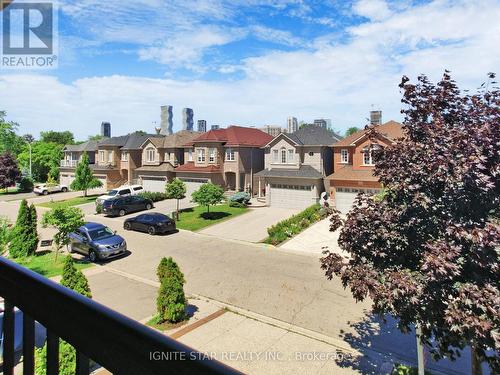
left=198, top=207, right=299, bottom=243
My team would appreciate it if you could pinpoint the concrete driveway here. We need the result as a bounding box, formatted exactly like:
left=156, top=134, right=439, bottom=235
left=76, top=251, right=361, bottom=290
left=198, top=207, right=299, bottom=242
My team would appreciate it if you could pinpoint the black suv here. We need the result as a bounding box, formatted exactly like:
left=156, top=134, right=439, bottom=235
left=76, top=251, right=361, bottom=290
left=102, top=195, right=153, bottom=217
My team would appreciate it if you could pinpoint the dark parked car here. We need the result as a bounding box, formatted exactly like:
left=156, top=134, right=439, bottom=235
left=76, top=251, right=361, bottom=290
left=102, top=195, right=153, bottom=217
left=68, top=222, right=127, bottom=262
left=123, top=213, right=176, bottom=235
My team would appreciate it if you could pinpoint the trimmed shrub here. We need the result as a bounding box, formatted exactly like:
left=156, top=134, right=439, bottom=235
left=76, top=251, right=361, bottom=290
left=139, top=191, right=168, bottom=202
left=35, top=340, right=76, bottom=375
left=156, top=257, right=186, bottom=323
left=265, top=204, right=326, bottom=245
left=229, top=192, right=250, bottom=204
left=9, top=200, right=38, bottom=258
left=61, top=256, right=92, bottom=298
left=229, top=201, right=246, bottom=208
left=18, top=176, right=34, bottom=192
left=0, top=217, right=11, bottom=255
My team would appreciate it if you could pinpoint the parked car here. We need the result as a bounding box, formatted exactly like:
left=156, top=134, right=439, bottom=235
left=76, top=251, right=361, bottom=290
left=123, top=213, right=176, bottom=235
left=33, top=183, right=68, bottom=195
left=102, top=195, right=153, bottom=217
left=68, top=222, right=127, bottom=262
left=95, top=185, right=144, bottom=205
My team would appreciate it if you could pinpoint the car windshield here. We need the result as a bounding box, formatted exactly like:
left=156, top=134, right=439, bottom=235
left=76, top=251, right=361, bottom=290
left=87, top=227, right=114, bottom=240
left=107, top=190, right=118, bottom=196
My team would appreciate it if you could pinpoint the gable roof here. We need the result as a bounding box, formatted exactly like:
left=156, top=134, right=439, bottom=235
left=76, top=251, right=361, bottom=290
left=186, top=126, right=273, bottom=147
left=334, top=120, right=403, bottom=147
left=255, top=165, right=324, bottom=179
left=95, top=133, right=162, bottom=150
left=63, top=140, right=98, bottom=152
left=264, top=125, right=342, bottom=147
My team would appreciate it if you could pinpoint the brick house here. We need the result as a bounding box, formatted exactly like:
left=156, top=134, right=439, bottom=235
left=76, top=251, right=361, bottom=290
left=174, top=126, right=273, bottom=197
left=325, top=120, right=403, bottom=213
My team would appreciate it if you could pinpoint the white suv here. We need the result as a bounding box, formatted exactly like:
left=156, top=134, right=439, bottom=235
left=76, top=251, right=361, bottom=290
left=33, top=183, right=68, bottom=195
left=95, top=185, right=144, bottom=205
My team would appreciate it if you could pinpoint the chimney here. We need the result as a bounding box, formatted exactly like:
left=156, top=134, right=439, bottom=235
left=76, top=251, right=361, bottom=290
left=101, top=122, right=111, bottom=138
left=370, top=110, right=382, bottom=125
left=160, top=105, right=173, bottom=135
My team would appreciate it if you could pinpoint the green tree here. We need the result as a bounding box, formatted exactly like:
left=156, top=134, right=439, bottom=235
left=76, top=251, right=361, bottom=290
left=191, top=183, right=224, bottom=213
left=70, top=152, right=103, bottom=196
left=9, top=200, right=38, bottom=258
left=17, top=141, right=63, bottom=182
left=156, top=257, right=186, bottom=323
left=0, top=217, right=11, bottom=256
left=0, top=111, right=24, bottom=155
left=40, top=130, right=75, bottom=145
left=0, top=152, right=21, bottom=191
left=345, top=126, right=360, bottom=136
left=87, top=134, right=103, bottom=141
left=41, top=206, right=84, bottom=260
left=35, top=256, right=92, bottom=375
left=165, top=178, right=186, bottom=217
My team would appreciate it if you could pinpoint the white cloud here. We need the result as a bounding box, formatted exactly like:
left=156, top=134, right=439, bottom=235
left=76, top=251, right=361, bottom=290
left=1, top=0, right=499, bottom=138
left=353, top=0, right=392, bottom=21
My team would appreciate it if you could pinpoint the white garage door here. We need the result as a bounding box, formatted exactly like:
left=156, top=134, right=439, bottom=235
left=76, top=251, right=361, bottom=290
left=335, top=187, right=381, bottom=214
left=179, top=178, right=208, bottom=200
left=269, top=184, right=316, bottom=209
left=59, top=174, right=75, bottom=188
left=141, top=176, right=167, bottom=193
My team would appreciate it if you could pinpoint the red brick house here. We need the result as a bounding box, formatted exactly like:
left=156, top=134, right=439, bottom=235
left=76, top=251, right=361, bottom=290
left=325, top=120, right=403, bottom=213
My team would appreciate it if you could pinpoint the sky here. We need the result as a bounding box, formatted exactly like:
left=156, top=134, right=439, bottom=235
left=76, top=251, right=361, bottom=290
left=0, top=0, right=499, bottom=140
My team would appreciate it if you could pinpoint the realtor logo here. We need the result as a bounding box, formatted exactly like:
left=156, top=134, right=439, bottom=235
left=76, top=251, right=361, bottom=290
left=1, top=0, right=58, bottom=68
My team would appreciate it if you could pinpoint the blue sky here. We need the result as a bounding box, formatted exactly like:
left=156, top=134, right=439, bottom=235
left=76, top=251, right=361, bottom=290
left=1, top=0, right=499, bottom=139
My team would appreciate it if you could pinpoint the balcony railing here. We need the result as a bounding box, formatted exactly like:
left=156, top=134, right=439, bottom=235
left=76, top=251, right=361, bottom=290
left=0, top=256, right=239, bottom=374
left=60, top=160, right=78, bottom=168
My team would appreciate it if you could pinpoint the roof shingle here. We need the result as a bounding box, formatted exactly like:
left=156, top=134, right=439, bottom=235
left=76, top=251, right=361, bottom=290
left=187, top=126, right=273, bottom=147
left=334, top=120, right=403, bottom=147
left=255, top=165, right=323, bottom=179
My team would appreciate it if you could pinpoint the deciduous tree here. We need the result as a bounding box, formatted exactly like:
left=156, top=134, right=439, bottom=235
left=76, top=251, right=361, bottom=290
left=17, top=141, right=63, bottom=182
left=345, top=126, right=360, bottom=136
left=40, top=130, right=75, bottom=145
left=165, top=178, right=186, bottom=217
left=321, top=72, right=499, bottom=373
left=191, top=182, right=224, bottom=213
left=70, top=152, right=102, bottom=196
left=0, top=111, right=24, bottom=155
left=0, top=152, right=21, bottom=191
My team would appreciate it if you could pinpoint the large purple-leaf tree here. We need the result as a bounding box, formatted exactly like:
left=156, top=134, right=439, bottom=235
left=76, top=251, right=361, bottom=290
left=0, top=151, right=21, bottom=190
left=321, top=72, right=499, bottom=373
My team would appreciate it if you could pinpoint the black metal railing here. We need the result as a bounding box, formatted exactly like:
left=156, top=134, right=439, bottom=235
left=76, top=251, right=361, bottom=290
left=0, top=256, right=240, bottom=374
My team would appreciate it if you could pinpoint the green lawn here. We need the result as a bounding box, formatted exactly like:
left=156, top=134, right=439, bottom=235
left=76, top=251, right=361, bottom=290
left=175, top=204, right=248, bottom=231
left=37, top=195, right=99, bottom=209
left=0, top=187, right=20, bottom=195
left=14, top=251, right=92, bottom=278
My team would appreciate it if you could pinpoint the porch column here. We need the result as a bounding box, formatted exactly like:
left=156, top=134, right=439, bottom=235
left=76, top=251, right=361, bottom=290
left=235, top=172, right=240, bottom=191
left=258, top=178, right=262, bottom=198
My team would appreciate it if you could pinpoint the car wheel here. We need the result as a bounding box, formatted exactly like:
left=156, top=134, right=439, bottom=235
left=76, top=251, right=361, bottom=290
left=146, top=203, right=152, bottom=210
left=61, top=187, right=68, bottom=192
left=119, top=209, right=126, bottom=217
left=124, top=222, right=132, bottom=230
left=67, top=244, right=74, bottom=253
left=148, top=226, right=156, bottom=235
left=43, top=190, right=48, bottom=195
left=89, top=250, right=98, bottom=262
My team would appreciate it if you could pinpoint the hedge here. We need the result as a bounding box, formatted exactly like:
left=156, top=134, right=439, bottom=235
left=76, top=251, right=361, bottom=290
left=264, top=203, right=328, bottom=245
left=139, top=191, right=168, bottom=202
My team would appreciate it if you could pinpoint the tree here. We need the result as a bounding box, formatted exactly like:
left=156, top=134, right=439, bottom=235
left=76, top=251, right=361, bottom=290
left=40, top=130, right=74, bottom=145
left=61, top=256, right=92, bottom=298
left=88, top=134, right=103, bottom=141
left=156, top=257, right=186, bottom=323
left=17, top=141, right=63, bottom=182
left=191, top=183, right=224, bottom=213
left=70, top=152, right=103, bottom=196
left=0, top=152, right=21, bottom=191
left=165, top=178, right=186, bottom=217
left=9, top=200, right=38, bottom=258
left=41, top=206, right=84, bottom=260
left=320, top=72, right=499, bottom=374
left=345, top=126, right=360, bottom=136
left=0, top=111, right=24, bottom=155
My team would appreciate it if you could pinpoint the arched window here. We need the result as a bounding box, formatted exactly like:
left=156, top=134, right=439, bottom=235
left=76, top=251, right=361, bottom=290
left=281, top=147, right=287, bottom=163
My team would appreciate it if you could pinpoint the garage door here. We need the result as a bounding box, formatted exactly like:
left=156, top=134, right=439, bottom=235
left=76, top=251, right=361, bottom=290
left=269, top=184, right=316, bottom=209
left=179, top=178, right=208, bottom=200
left=59, top=173, right=75, bottom=188
left=335, top=187, right=381, bottom=214
left=94, top=175, right=107, bottom=190
left=141, top=176, right=167, bottom=193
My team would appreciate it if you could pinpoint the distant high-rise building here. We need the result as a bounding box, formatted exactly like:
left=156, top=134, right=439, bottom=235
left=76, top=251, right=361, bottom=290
left=100, top=122, right=111, bottom=138
left=182, top=108, right=194, bottom=131
left=197, top=120, right=207, bottom=132
left=261, top=125, right=283, bottom=137
left=211, top=125, right=220, bottom=130
left=370, top=110, right=382, bottom=125
left=313, top=119, right=328, bottom=128
left=160, top=105, right=173, bottom=135
left=287, top=117, right=298, bottom=133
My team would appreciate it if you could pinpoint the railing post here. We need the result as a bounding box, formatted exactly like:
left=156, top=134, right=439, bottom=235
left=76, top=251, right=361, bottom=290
left=2, top=301, right=15, bottom=375
left=22, top=313, right=35, bottom=375
left=76, top=351, right=90, bottom=375
left=46, top=332, right=59, bottom=375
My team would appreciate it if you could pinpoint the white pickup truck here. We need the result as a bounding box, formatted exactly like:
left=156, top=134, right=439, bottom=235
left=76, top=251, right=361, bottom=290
left=33, top=183, right=69, bottom=195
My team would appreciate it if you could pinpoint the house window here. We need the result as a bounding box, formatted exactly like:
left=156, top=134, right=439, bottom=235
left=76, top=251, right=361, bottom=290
left=99, top=150, right=105, bottom=162
left=208, top=148, right=216, bottom=163
left=146, top=148, right=156, bottom=162
left=272, top=149, right=278, bottom=162
left=281, top=148, right=287, bottom=163
left=197, top=149, right=205, bottom=162
left=226, top=148, right=235, bottom=161
left=363, top=150, right=373, bottom=165
left=288, top=149, right=294, bottom=162
left=107, top=150, right=113, bottom=162
left=121, top=151, right=128, bottom=162
left=187, top=149, right=193, bottom=162
left=165, top=152, right=171, bottom=161
left=340, top=149, right=349, bottom=163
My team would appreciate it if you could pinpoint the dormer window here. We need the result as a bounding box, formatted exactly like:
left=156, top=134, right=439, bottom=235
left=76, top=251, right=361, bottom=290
left=226, top=148, right=235, bottom=161
left=197, top=148, right=205, bottom=162
left=288, top=149, right=294, bottom=162
left=281, top=148, right=287, bottom=163
left=208, top=148, right=216, bottom=163
left=187, top=148, right=193, bottom=162
left=340, top=149, right=349, bottom=163
left=146, top=148, right=156, bottom=162
left=272, top=149, right=279, bottom=162
left=362, top=144, right=380, bottom=166
left=121, top=151, right=128, bottom=162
